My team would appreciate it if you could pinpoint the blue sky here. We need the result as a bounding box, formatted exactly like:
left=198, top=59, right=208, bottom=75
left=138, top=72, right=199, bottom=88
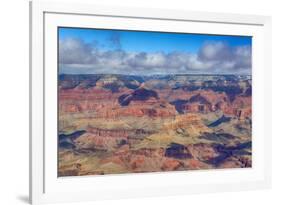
left=59, top=27, right=251, bottom=53
left=58, top=27, right=252, bottom=75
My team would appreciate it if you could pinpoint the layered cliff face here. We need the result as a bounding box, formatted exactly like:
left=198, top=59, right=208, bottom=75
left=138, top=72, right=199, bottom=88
left=58, top=74, right=252, bottom=176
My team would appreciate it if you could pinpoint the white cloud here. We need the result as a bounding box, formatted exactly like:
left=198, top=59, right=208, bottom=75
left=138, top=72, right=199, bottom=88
left=59, top=38, right=251, bottom=75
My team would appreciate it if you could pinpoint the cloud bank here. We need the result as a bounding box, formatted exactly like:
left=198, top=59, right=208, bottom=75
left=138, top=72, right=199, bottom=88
left=59, top=38, right=251, bottom=75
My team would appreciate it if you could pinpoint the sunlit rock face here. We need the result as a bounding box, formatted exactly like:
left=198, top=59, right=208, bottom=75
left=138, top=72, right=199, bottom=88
left=58, top=74, right=252, bottom=177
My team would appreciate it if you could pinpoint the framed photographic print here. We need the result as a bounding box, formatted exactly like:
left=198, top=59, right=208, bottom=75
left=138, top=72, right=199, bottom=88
left=30, top=1, right=272, bottom=204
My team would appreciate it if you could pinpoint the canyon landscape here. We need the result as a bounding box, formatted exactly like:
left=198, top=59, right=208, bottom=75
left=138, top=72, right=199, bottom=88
left=58, top=74, right=252, bottom=176
left=58, top=27, right=252, bottom=176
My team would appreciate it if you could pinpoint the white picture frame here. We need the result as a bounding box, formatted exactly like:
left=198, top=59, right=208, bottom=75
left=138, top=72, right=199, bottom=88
left=30, top=1, right=272, bottom=204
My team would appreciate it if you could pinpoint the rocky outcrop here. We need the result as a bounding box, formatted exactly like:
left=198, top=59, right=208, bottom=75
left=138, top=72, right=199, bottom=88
left=187, top=143, right=219, bottom=162
left=163, top=114, right=211, bottom=135
left=118, top=88, right=159, bottom=106
left=73, top=131, right=128, bottom=151
left=97, top=104, right=177, bottom=118
left=161, top=159, right=182, bottom=171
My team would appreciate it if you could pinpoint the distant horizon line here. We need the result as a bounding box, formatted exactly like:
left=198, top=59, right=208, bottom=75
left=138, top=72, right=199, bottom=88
left=59, top=73, right=252, bottom=76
